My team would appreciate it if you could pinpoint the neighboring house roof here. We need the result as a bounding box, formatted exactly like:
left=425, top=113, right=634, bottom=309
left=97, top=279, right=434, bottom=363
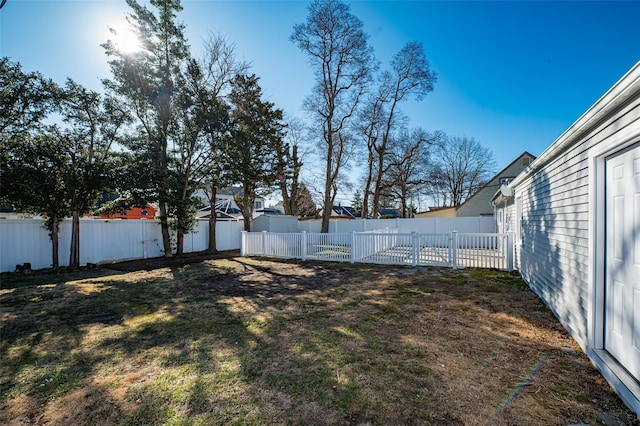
left=217, top=187, right=266, bottom=201
left=418, top=151, right=536, bottom=218
left=331, top=205, right=359, bottom=219
left=455, top=151, right=535, bottom=217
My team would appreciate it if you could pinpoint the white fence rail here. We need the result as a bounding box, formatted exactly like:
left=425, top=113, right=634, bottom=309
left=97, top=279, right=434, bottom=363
left=0, top=219, right=243, bottom=272
left=297, top=216, right=495, bottom=234
left=242, top=231, right=514, bottom=271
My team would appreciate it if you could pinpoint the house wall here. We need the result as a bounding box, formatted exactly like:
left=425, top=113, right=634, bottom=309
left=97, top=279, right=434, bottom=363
left=494, top=201, right=515, bottom=234
left=414, top=207, right=457, bottom=218
left=512, top=62, right=640, bottom=415
left=457, top=153, right=534, bottom=217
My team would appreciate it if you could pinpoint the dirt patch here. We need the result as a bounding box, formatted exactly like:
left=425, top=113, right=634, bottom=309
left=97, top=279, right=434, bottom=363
left=102, top=249, right=241, bottom=272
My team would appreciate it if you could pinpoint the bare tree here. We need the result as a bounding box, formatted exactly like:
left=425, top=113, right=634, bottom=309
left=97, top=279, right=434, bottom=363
left=291, top=0, right=374, bottom=232
left=429, top=135, right=497, bottom=207
left=384, top=128, right=441, bottom=218
left=361, top=41, right=436, bottom=218
left=276, top=115, right=306, bottom=216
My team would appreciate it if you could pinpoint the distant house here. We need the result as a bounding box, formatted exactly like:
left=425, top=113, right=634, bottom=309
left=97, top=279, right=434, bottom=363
left=415, top=206, right=456, bottom=218
left=88, top=195, right=157, bottom=220
left=493, top=62, right=640, bottom=415
left=331, top=205, right=359, bottom=219
left=195, top=187, right=266, bottom=220
left=97, top=204, right=156, bottom=220
left=416, top=151, right=536, bottom=218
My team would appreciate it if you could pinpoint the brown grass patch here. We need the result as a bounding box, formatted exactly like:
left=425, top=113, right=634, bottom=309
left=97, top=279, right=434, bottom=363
left=0, top=254, right=637, bottom=425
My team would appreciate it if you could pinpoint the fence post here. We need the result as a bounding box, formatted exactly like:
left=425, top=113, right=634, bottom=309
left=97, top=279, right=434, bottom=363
left=261, top=230, right=267, bottom=256
left=240, top=231, right=246, bottom=256
left=412, top=232, right=418, bottom=267
left=450, top=231, right=458, bottom=269
left=350, top=231, right=356, bottom=263
left=301, top=231, right=307, bottom=260
left=506, top=231, right=514, bottom=271
left=141, top=219, right=147, bottom=259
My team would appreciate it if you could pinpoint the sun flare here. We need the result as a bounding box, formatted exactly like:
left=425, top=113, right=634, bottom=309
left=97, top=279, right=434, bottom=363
left=114, top=26, right=142, bottom=54
left=105, top=17, right=142, bottom=55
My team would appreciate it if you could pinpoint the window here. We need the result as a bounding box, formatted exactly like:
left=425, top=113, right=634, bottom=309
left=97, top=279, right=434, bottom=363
left=254, top=201, right=263, bottom=210
left=522, top=157, right=531, bottom=166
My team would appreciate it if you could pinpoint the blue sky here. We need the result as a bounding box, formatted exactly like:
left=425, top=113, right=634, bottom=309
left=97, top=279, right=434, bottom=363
left=1, top=0, right=639, bottom=204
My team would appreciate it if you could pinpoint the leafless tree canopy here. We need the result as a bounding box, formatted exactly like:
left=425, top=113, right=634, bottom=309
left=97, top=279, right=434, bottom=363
left=428, top=135, right=497, bottom=207
left=360, top=41, right=436, bottom=218
left=291, top=0, right=374, bottom=232
left=384, top=129, right=441, bottom=217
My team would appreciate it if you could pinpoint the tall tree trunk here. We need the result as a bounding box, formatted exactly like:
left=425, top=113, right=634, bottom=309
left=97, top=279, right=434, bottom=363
left=289, top=144, right=301, bottom=216
left=50, top=216, right=60, bottom=271
left=321, top=183, right=332, bottom=233
left=158, top=201, right=173, bottom=257
left=207, top=185, right=217, bottom=253
left=176, top=229, right=184, bottom=255
left=242, top=192, right=253, bottom=232
left=372, top=151, right=385, bottom=218
left=279, top=178, right=291, bottom=215
left=400, top=189, right=408, bottom=218
left=321, top=142, right=334, bottom=233
left=361, top=148, right=375, bottom=218
left=69, top=209, right=81, bottom=269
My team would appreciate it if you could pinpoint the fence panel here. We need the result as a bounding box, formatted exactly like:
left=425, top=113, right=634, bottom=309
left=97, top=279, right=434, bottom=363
left=306, top=233, right=352, bottom=261
left=0, top=218, right=243, bottom=272
left=0, top=220, right=53, bottom=272
left=355, top=232, right=415, bottom=265
left=78, top=220, right=148, bottom=264
left=265, top=232, right=303, bottom=258
left=455, top=233, right=511, bottom=270
left=241, top=230, right=514, bottom=271
left=416, top=233, right=452, bottom=267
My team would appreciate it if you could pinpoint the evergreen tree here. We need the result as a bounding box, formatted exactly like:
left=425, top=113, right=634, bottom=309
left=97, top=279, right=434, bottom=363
left=103, top=0, right=190, bottom=257
left=226, top=74, right=286, bottom=231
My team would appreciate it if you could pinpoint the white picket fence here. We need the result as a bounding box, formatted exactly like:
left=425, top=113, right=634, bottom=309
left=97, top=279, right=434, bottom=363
left=242, top=230, right=515, bottom=271
left=0, top=219, right=244, bottom=272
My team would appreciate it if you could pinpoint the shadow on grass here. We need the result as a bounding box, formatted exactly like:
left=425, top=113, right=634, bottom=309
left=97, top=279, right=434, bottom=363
left=1, top=257, right=637, bottom=425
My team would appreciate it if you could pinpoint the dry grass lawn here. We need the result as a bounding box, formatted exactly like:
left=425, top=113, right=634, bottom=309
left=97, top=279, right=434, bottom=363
left=1, top=252, right=638, bottom=425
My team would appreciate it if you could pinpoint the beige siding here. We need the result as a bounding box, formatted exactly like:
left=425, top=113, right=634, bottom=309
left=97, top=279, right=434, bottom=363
left=415, top=207, right=457, bottom=218
left=514, top=93, right=640, bottom=353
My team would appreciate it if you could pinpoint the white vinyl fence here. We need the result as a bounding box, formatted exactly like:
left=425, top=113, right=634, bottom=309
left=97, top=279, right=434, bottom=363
left=242, top=230, right=514, bottom=271
left=0, top=219, right=243, bottom=272
left=297, top=216, right=495, bottom=234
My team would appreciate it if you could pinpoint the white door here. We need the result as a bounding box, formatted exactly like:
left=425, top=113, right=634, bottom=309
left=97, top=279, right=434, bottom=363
left=605, top=143, right=640, bottom=380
